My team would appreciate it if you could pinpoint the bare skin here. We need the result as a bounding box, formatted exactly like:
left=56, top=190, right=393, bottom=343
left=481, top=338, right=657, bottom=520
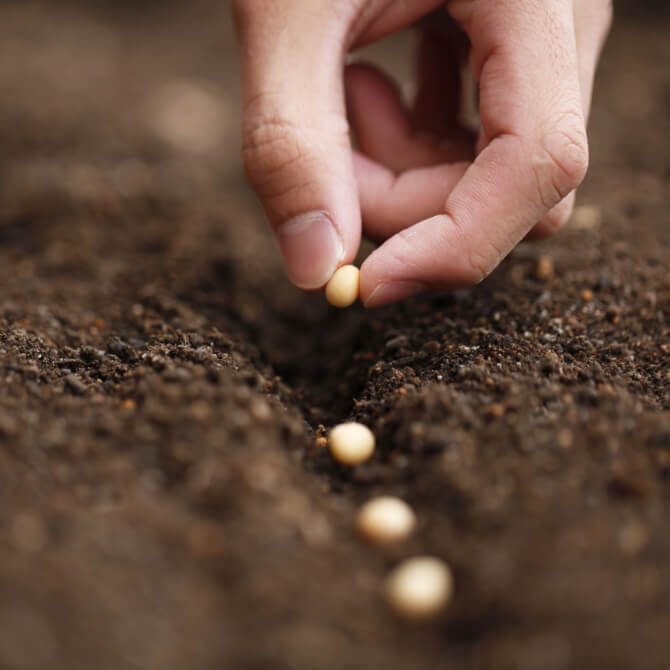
left=233, top=0, right=612, bottom=307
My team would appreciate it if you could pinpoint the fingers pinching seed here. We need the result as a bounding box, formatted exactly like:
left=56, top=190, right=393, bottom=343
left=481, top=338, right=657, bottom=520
left=385, top=557, right=453, bottom=621
left=356, top=497, right=416, bottom=545
left=325, top=265, right=360, bottom=308
left=328, top=422, right=375, bottom=466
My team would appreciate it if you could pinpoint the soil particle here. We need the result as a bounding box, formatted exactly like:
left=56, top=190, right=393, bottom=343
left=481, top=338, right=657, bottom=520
left=0, top=2, right=669, bottom=669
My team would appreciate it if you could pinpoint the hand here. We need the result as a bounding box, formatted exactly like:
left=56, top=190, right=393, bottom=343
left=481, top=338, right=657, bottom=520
left=233, top=0, right=612, bottom=306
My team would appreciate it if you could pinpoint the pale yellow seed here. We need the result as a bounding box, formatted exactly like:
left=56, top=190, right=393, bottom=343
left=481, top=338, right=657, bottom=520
left=385, top=557, right=453, bottom=620
left=328, top=422, right=375, bottom=466
left=571, top=204, right=602, bottom=230
left=325, top=265, right=360, bottom=308
left=356, top=496, right=416, bottom=545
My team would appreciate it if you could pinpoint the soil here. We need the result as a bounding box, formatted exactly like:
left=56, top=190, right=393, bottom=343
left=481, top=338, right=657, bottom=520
left=0, top=2, right=669, bottom=669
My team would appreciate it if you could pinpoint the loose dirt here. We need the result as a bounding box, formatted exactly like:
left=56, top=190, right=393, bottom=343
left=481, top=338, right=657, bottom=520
left=0, top=2, right=669, bottom=669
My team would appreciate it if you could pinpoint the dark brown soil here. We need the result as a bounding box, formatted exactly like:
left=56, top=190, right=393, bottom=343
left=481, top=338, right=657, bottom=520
left=1, top=2, right=669, bottom=669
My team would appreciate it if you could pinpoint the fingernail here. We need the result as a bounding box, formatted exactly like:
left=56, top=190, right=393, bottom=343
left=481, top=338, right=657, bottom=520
left=364, top=280, right=429, bottom=308
left=276, top=212, right=343, bottom=289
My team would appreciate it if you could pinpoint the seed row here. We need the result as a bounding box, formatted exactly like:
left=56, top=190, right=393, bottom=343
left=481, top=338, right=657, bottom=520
left=327, top=421, right=453, bottom=620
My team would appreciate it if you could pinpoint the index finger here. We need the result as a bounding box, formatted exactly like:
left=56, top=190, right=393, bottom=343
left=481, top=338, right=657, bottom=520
left=360, top=0, right=589, bottom=307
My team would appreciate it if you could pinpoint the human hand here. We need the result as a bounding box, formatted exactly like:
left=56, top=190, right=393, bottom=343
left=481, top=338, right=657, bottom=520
left=233, top=0, right=612, bottom=306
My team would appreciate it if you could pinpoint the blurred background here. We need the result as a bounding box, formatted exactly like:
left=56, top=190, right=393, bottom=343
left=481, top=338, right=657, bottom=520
left=0, top=1, right=669, bottom=669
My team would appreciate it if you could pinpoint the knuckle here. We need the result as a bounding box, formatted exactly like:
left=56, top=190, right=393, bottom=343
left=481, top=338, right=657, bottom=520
left=241, top=105, right=349, bottom=203
left=532, top=112, right=589, bottom=210
left=241, top=115, right=309, bottom=192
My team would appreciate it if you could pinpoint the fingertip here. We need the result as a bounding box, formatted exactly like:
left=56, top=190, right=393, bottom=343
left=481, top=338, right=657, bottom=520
left=359, top=212, right=493, bottom=306
left=276, top=211, right=345, bottom=290
left=344, top=61, right=404, bottom=103
left=359, top=228, right=433, bottom=307
left=363, top=280, right=430, bottom=308
left=235, top=2, right=364, bottom=292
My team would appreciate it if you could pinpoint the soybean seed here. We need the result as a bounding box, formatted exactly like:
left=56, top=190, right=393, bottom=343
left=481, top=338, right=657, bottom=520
left=385, top=557, right=453, bottom=620
left=356, top=496, right=416, bottom=545
left=325, top=265, right=359, bottom=308
left=328, top=422, right=375, bottom=466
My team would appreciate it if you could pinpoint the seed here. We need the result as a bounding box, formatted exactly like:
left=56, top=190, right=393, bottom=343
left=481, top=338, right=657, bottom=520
left=572, top=204, right=601, bottom=229
left=328, top=422, right=375, bottom=466
left=385, top=557, right=453, bottom=620
left=356, top=496, right=416, bottom=544
left=325, top=265, right=360, bottom=308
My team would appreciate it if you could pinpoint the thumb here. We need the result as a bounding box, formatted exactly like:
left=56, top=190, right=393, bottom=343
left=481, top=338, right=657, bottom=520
left=234, top=1, right=361, bottom=290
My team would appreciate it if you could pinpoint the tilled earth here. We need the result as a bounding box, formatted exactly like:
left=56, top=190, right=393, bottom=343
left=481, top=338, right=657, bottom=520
left=0, top=2, right=669, bottom=669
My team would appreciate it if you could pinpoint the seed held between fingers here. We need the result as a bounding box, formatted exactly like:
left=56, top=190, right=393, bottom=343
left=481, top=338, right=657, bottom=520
left=325, top=265, right=360, bottom=308
left=356, top=496, right=416, bottom=545
left=385, top=557, right=453, bottom=620
left=328, top=422, right=375, bottom=465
